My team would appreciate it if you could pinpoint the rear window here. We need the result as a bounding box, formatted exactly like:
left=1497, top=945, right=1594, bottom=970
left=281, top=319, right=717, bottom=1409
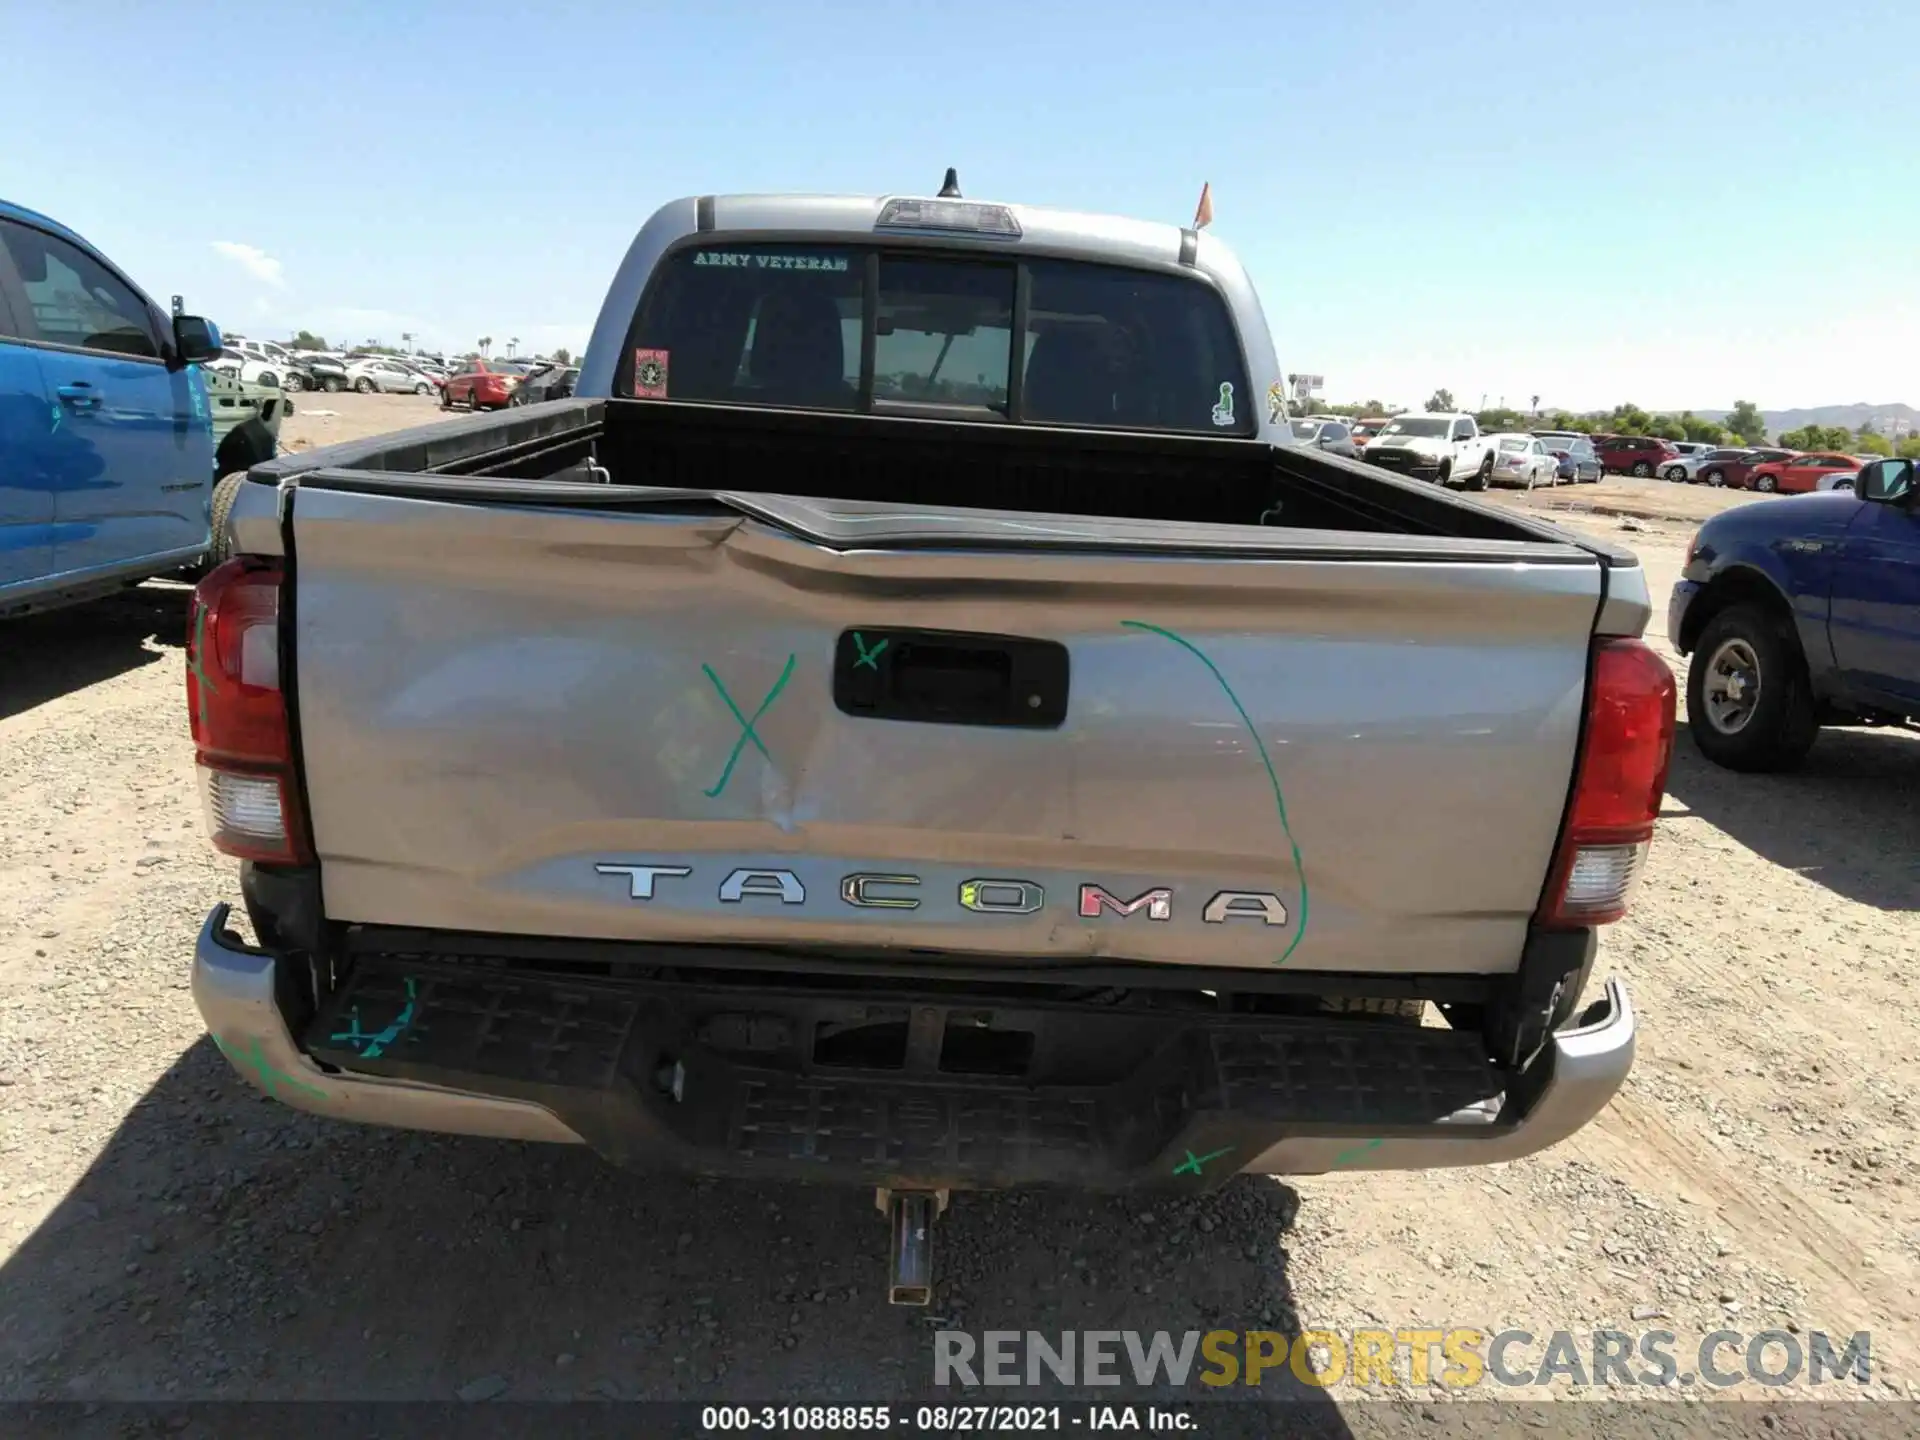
left=621, top=242, right=1252, bottom=436
left=1498, top=437, right=1528, bottom=452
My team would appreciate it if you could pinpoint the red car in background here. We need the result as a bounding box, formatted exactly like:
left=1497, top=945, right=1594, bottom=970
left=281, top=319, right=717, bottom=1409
left=1739, top=451, right=1860, bottom=494
left=1593, top=434, right=1679, bottom=477
left=441, top=359, right=526, bottom=412
left=1351, top=416, right=1393, bottom=449
left=1695, top=447, right=1790, bottom=487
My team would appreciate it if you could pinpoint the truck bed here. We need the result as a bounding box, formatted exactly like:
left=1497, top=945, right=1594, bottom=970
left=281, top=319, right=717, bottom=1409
left=251, top=395, right=1599, bottom=548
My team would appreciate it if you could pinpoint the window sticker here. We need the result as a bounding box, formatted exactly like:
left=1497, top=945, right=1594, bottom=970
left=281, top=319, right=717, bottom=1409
left=633, top=349, right=670, bottom=400
left=1211, top=381, right=1236, bottom=428
left=690, top=251, right=852, bottom=273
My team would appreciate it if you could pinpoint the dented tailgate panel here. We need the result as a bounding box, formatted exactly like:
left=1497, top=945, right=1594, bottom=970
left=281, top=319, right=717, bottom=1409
left=289, top=486, right=1601, bottom=975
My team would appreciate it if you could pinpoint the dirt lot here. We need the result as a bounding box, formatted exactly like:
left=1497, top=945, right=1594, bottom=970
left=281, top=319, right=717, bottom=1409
left=277, top=388, right=456, bottom=450
left=1, top=398, right=1914, bottom=1413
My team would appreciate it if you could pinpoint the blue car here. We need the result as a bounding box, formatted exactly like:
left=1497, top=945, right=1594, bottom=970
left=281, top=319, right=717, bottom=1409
left=1, top=199, right=227, bottom=618
left=1669, top=459, right=1920, bottom=770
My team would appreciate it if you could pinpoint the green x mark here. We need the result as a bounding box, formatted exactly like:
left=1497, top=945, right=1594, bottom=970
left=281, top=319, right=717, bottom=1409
left=214, top=1033, right=328, bottom=1101
left=187, top=604, right=219, bottom=732
left=702, top=653, right=798, bottom=798
left=1331, top=1138, right=1384, bottom=1167
left=1173, top=1145, right=1234, bottom=1177
left=330, top=976, right=419, bottom=1060
left=851, top=632, right=889, bottom=670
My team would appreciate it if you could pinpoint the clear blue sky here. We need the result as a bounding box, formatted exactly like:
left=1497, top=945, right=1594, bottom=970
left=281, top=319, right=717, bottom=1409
left=3, top=0, right=1914, bottom=411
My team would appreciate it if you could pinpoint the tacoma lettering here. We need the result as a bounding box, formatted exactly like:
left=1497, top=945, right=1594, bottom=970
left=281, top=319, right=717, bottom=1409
left=1202, top=891, right=1290, bottom=926
left=840, top=873, right=922, bottom=909
left=1079, top=885, right=1172, bottom=921
left=718, top=868, right=806, bottom=904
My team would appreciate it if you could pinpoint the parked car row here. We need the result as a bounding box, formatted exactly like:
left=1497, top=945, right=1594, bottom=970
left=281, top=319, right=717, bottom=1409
left=209, top=340, right=574, bottom=402
left=1730, top=450, right=1863, bottom=494
left=1577, top=435, right=1872, bottom=495
left=1355, top=420, right=1881, bottom=500
left=1352, top=414, right=1584, bottom=490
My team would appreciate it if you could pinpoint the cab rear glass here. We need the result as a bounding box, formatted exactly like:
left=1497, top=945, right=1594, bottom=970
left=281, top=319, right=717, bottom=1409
left=619, top=243, right=1254, bottom=437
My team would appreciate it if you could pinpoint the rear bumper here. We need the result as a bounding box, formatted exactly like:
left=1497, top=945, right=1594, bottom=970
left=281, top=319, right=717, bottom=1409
left=1240, top=981, right=1633, bottom=1174
left=191, top=905, right=582, bottom=1145
left=192, top=905, right=1635, bottom=1188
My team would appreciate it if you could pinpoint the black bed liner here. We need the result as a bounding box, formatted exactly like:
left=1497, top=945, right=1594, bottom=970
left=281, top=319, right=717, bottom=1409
left=252, top=396, right=1637, bottom=566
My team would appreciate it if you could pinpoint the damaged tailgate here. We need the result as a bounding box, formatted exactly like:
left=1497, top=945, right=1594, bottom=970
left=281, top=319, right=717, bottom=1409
left=285, top=480, right=1605, bottom=975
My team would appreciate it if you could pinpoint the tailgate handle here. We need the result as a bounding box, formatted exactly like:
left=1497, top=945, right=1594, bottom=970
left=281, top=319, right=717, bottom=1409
left=833, top=628, right=1068, bottom=729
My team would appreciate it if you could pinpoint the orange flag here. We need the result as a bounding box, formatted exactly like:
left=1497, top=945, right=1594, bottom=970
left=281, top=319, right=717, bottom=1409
left=1193, top=182, right=1214, bottom=230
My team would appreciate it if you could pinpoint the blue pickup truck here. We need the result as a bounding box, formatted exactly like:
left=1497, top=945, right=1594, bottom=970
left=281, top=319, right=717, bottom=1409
left=1669, top=458, right=1920, bottom=770
left=0, top=199, right=232, bottom=618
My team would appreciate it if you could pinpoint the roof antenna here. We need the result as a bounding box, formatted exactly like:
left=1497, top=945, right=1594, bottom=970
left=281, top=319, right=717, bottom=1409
left=937, top=167, right=962, bottom=199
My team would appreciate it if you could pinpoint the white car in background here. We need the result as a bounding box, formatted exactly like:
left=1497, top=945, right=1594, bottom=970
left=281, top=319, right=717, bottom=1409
left=208, top=347, right=288, bottom=389
left=1660, top=441, right=1719, bottom=481
left=345, top=358, right=438, bottom=395
left=1486, top=432, right=1560, bottom=488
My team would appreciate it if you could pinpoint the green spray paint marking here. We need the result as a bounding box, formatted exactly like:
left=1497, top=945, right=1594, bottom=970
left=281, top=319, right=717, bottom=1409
left=1331, top=1138, right=1384, bottom=1167
left=187, top=604, right=219, bottom=732
left=49, top=401, right=61, bottom=436
left=214, top=1034, right=328, bottom=1101
left=330, top=976, right=418, bottom=1060
left=851, top=633, right=888, bottom=670
left=1120, top=621, right=1309, bottom=964
left=702, top=653, right=797, bottom=798
left=1173, top=1145, right=1234, bottom=1177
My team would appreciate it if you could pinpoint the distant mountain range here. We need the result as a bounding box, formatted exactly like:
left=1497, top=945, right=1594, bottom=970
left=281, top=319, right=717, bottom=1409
left=1691, top=402, right=1918, bottom=437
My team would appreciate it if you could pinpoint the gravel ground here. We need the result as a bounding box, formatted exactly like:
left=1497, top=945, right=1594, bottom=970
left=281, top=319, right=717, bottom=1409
left=1, top=402, right=1914, bottom=1415
left=274, top=389, right=458, bottom=452
left=1480, top=470, right=1776, bottom=525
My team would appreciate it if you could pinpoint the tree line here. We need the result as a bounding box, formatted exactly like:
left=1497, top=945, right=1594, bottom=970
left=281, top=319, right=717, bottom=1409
left=1313, top=393, right=1920, bottom=459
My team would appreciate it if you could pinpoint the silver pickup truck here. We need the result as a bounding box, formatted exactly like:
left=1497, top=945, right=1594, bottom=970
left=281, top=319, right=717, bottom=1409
left=187, top=181, right=1674, bottom=1303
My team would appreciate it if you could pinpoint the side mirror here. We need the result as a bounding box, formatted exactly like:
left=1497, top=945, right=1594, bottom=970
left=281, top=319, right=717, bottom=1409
left=1858, top=458, right=1915, bottom=505
left=173, top=315, right=222, bottom=365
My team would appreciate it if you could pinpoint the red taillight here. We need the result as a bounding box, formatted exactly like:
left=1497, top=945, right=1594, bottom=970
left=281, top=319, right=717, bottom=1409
left=1538, top=638, right=1676, bottom=928
left=187, top=558, right=310, bottom=864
